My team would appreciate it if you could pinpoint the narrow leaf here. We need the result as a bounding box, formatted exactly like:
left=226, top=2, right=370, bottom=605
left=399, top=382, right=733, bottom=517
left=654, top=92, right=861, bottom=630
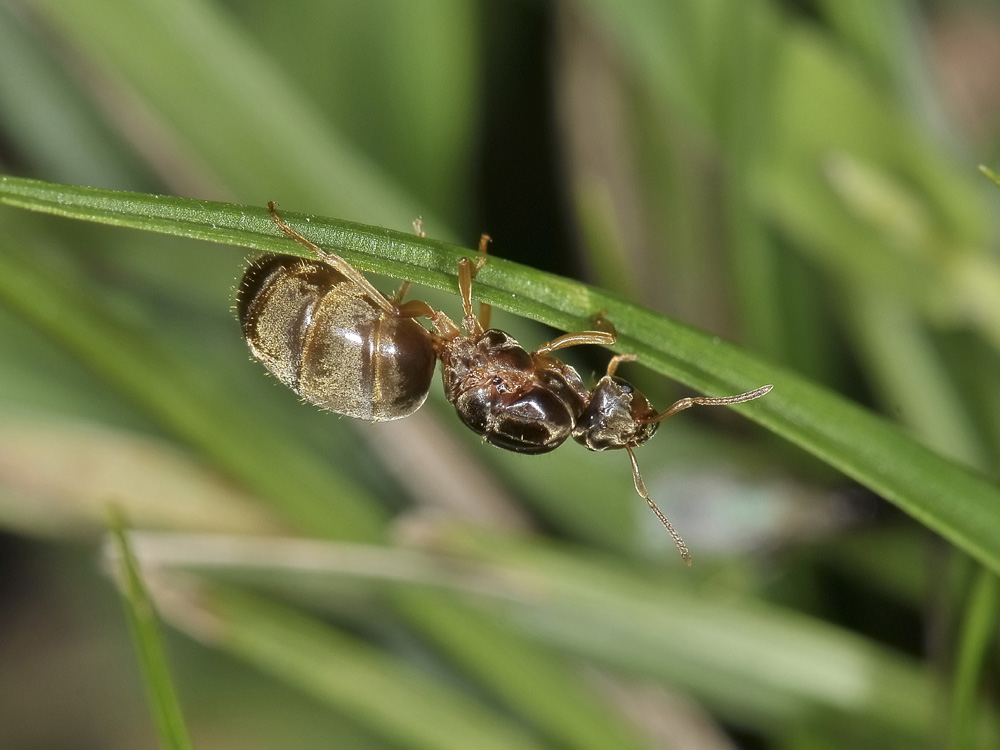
left=3, top=176, right=1000, bottom=575
left=108, top=510, right=192, bottom=750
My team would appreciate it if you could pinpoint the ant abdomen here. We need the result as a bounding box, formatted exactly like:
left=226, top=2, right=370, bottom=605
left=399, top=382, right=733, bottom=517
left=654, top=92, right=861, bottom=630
left=238, top=253, right=437, bottom=421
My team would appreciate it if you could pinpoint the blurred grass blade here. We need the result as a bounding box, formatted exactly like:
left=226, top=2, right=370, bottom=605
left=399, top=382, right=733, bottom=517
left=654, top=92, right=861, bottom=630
left=168, top=585, right=544, bottom=750
left=0, top=3, right=150, bottom=187
left=435, top=529, right=963, bottom=741
left=108, top=510, right=192, bottom=750
left=0, top=416, right=281, bottom=539
left=979, top=164, right=1000, bottom=188
left=949, top=569, right=1000, bottom=750
left=28, top=0, right=430, bottom=229
left=395, top=589, right=647, bottom=749
left=124, top=529, right=990, bottom=740
left=4, top=176, right=1000, bottom=575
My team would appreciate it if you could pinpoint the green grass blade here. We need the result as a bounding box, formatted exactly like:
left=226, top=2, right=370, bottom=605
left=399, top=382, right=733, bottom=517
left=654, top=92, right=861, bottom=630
left=129, top=530, right=984, bottom=741
left=108, top=510, right=192, bottom=750
left=436, top=529, right=943, bottom=740
left=979, top=164, right=1000, bottom=188
left=181, top=587, right=544, bottom=750
left=3, top=176, right=1000, bottom=575
left=395, top=589, right=647, bottom=749
left=28, top=0, right=428, bottom=228
left=949, top=569, right=1000, bottom=750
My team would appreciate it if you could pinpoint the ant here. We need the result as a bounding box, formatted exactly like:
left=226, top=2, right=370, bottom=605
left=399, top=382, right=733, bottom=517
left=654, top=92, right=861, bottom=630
left=238, top=204, right=772, bottom=563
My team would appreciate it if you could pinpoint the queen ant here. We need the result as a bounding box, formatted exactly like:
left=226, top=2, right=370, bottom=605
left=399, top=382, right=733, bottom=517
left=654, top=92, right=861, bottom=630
left=238, top=204, right=772, bottom=563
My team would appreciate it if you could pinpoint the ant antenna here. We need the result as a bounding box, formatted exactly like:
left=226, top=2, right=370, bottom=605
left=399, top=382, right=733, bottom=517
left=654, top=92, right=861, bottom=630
left=625, top=382, right=773, bottom=564
left=641, top=384, right=773, bottom=425
left=625, top=445, right=691, bottom=565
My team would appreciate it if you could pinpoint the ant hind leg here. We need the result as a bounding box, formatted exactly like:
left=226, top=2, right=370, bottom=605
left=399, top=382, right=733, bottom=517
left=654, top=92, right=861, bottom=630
left=267, top=202, right=396, bottom=315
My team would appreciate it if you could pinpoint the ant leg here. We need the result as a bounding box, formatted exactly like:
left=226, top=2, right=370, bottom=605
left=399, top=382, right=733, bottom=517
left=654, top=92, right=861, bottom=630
left=591, top=309, right=618, bottom=337
left=532, top=308, right=617, bottom=355
left=605, top=353, right=637, bottom=377
left=457, top=258, right=481, bottom=335
left=267, top=202, right=395, bottom=315
left=391, top=216, right=463, bottom=337
left=626, top=446, right=691, bottom=565
left=390, top=213, right=441, bottom=305
left=458, top=233, right=491, bottom=335
left=394, top=298, right=461, bottom=339
left=639, top=384, right=774, bottom=426
left=389, top=281, right=413, bottom=306
left=473, top=234, right=491, bottom=329
left=391, top=217, right=427, bottom=304
left=533, top=330, right=616, bottom=356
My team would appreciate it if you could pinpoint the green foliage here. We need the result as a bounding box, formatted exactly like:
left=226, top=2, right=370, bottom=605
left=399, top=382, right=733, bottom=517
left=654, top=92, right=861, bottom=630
left=109, top=511, right=193, bottom=750
left=1, top=1, right=999, bottom=748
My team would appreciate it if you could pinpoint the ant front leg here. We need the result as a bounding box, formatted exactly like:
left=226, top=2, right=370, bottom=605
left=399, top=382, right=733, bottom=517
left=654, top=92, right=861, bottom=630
left=590, top=309, right=618, bottom=338
left=533, top=311, right=617, bottom=357
left=531, top=307, right=618, bottom=356
left=533, top=330, right=616, bottom=356
left=605, top=353, right=636, bottom=377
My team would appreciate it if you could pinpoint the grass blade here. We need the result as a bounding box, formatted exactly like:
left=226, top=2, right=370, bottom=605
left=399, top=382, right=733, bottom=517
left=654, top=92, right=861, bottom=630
left=108, top=510, right=192, bottom=750
left=949, top=569, right=1000, bottom=750
left=3, top=175, right=1000, bottom=575
left=166, top=585, right=545, bottom=750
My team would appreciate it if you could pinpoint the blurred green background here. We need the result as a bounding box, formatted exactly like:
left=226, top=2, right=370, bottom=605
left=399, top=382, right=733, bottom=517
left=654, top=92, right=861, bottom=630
left=2, top=0, right=1000, bottom=748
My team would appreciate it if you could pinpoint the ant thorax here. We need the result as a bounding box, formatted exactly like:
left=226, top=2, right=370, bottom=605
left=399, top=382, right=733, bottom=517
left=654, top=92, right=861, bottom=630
left=438, top=328, right=590, bottom=455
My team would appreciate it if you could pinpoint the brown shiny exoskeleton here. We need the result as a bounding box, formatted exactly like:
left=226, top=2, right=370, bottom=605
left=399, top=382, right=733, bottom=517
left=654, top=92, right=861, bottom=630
left=240, top=204, right=612, bottom=433
left=433, top=245, right=614, bottom=454
left=238, top=203, right=438, bottom=421
left=241, top=204, right=772, bottom=563
left=572, top=353, right=773, bottom=563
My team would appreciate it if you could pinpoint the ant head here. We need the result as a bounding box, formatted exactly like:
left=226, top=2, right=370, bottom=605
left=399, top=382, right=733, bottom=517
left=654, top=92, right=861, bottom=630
left=572, top=375, right=658, bottom=452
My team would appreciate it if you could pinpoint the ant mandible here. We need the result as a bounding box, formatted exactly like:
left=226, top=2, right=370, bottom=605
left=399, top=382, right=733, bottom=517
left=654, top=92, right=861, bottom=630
left=238, top=204, right=772, bottom=563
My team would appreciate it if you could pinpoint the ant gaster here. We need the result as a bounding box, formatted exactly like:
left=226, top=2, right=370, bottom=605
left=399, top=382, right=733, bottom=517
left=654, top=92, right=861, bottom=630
left=238, top=204, right=772, bottom=563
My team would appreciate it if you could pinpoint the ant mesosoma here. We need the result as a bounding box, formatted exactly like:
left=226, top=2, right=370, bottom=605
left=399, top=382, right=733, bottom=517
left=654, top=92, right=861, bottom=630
left=238, top=204, right=772, bottom=563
